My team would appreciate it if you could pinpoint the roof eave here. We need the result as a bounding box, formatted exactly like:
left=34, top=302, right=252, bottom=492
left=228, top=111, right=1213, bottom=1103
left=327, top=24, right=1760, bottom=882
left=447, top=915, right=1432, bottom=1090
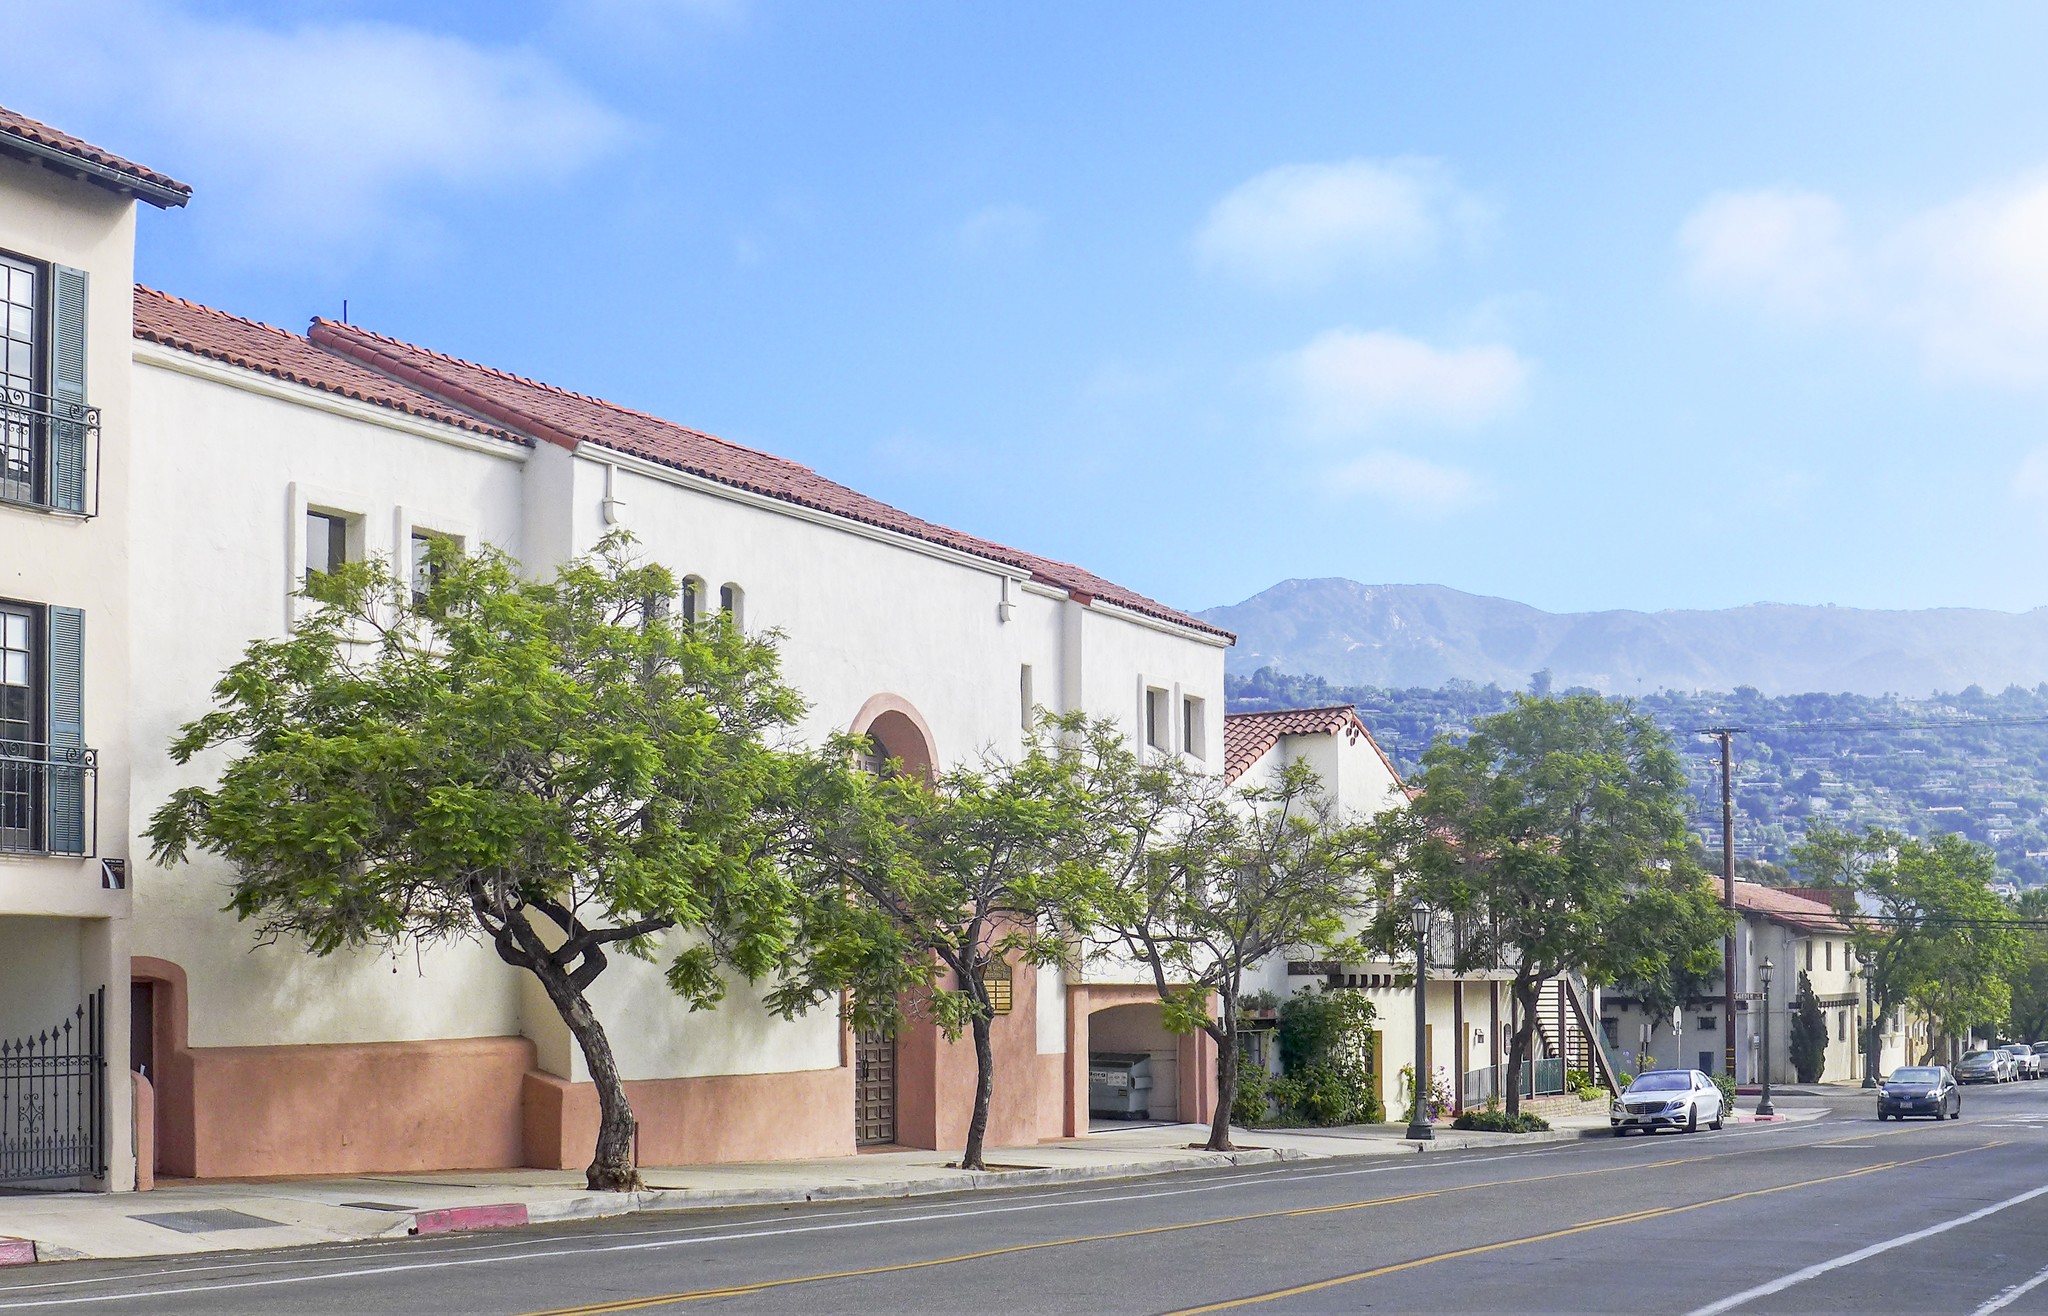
left=0, top=135, right=189, bottom=209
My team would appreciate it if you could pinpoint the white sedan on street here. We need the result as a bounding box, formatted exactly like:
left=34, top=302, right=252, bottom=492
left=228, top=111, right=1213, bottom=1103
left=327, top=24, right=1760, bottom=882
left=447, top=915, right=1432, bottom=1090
left=1612, top=1069, right=1725, bottom=1135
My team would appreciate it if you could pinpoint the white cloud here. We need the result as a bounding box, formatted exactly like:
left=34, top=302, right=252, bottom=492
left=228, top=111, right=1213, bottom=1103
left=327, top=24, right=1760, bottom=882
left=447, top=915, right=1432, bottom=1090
left=1679, top=189, right=1855, bottom=318
left=1277, top=328, right=1530, bottom=439
left=1328, top=451, right=1480, bottom=513
left=1680, top=174, right=2048, bottom=386
left=1194, top=158, right=1485, bottom=289
left=8, top=0, right=631, bottom=265
left=954, top=204, right=1045, bottom=257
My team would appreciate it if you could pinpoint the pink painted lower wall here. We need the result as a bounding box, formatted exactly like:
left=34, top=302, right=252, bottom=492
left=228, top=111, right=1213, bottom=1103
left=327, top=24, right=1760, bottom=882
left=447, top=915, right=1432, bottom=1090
left=521, top=1067, right=856, bottom=1169
left=184, top=1036, right=536, bottom=1179
left=894, top=956, right=1046, bottom=1153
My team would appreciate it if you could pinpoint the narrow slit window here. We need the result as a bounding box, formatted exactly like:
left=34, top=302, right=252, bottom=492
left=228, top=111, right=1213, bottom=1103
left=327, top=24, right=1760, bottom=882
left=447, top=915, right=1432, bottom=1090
left=680, top=577, right=703, bottom=625
left=305, top=511, right=350, bottom=581
left=1019, top=664, right=1034, bottom=733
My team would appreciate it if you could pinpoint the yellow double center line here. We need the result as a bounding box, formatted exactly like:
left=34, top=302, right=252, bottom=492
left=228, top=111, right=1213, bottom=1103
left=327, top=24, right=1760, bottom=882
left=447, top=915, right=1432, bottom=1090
left=522, top=1137, right=1986, bottom=1316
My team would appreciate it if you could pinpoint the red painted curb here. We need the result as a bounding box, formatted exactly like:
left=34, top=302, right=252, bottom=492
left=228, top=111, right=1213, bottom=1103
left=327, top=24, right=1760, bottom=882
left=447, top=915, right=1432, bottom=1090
left=410, top=1204, right=529, bottom=1236
left=0, top=1238, right=37, bottom=1267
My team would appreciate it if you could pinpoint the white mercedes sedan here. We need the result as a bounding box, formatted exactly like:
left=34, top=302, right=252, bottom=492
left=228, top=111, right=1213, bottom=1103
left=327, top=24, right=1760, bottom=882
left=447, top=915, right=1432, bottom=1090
left=1611, top=1069, right=1725, bottom=1135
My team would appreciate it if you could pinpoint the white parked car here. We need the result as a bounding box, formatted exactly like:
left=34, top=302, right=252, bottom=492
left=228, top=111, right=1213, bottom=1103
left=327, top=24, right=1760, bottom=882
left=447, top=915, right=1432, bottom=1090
left=1999, top=1044, right=2040, bottom=1079
left=1612, top=1069, right=1725, bottom=1136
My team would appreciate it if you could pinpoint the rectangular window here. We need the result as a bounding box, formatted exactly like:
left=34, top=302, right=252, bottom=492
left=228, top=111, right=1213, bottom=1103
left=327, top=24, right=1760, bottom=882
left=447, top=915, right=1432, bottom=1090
left=1838, top=1010, right=1847, bottom=1041
left=0, top=254, right=92, bottom=516
left=305, top=510, right=350, bottom=581
left=0, top=255, right=43, bottom=508
left=1145, top=687, right=1170, bottom=751
left=1804, top=941, right=1813, bottom=971
left=0, top=603, right=37, bottom=852
left=1698, top=1016, right=1718, bottom=1032
left=410, top=530, right=457, bottom=605
left=1825, top=942, right=1833, bottom=971
left=0, top=600, right=86, bottom=855
left=1182, top=695, right=1205, bottom=759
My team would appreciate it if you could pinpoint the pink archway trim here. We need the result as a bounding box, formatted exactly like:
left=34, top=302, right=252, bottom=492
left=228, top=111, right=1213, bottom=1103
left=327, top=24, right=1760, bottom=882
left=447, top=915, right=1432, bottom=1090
left=849, top=693, right=938, bottom=771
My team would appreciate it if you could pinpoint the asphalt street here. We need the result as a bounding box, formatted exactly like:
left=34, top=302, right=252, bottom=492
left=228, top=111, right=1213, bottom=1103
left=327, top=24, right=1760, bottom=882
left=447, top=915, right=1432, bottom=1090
left=6, top=1083, right=2048, bottom=1315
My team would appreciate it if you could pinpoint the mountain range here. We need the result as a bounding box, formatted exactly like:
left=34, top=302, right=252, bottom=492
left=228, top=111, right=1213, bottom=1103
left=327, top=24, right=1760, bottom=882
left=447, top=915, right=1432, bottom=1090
left=1198, top=580, right=2048, bottom=698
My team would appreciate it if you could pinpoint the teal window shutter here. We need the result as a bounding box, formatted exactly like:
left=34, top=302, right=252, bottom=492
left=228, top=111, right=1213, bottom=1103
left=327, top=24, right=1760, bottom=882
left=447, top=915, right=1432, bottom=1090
left=50, top=265, right=88, bottom=514
left=46, top=605, right=86, bottom=854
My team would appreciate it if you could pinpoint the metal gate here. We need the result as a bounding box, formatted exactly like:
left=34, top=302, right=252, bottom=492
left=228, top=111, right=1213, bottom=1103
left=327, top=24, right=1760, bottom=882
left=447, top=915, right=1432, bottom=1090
left=854, top=1027, right=896, bottom=1147
left=0, top=987, right=105, bottom=1185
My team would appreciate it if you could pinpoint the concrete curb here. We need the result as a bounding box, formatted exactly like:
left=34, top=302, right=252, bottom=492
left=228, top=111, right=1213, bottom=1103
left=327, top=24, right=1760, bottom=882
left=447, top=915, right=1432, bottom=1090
left=0, top=1239, right=35, bottom=1268
left=411, top=1204, right=530, bottom=1235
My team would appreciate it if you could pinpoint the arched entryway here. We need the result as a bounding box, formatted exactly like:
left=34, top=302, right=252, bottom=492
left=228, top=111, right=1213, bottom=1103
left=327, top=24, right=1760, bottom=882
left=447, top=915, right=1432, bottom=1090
left=850, top=693, right=936, bottom=780
left=845, top=694, right=938, bottom=1147
left=1062, top=983, right=1217, bottom=1137
left=129, top=956, right=194, bottom=1181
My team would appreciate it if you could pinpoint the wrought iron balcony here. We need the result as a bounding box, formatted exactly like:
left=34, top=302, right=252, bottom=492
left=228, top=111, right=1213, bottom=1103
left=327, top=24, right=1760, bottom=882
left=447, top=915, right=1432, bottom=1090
left=0, top=744, right=97, bottom=857
left=0, top=388, right=99, bottom=518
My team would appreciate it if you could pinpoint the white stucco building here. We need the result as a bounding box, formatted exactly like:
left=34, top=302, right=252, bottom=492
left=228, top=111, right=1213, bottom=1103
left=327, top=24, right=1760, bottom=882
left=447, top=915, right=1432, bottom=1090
left=1, top=104, right=1236, bottom=1188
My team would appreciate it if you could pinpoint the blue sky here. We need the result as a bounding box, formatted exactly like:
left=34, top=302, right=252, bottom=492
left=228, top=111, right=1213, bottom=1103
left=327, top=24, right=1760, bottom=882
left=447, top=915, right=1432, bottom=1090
left=15, top=2, right=2048, bottom=615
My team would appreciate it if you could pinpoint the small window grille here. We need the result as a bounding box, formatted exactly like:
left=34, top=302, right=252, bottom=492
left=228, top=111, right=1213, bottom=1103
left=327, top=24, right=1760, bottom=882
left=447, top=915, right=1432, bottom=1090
left=980, top=959, right=1013, bottom=1015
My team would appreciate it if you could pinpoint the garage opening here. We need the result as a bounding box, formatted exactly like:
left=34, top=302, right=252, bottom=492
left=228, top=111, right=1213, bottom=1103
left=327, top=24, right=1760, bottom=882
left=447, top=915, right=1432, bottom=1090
left=1087, top=1002, right=1181, bottom=1129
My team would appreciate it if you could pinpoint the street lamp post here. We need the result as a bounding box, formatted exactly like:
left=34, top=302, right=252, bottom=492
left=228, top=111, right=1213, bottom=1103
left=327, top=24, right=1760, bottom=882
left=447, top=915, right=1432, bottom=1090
left=1407, top=902, right=1434, bottom=1142
left=1861, top=973, right=1879, bottom=1090
left=1756, top=958, right=1777, bottom=1118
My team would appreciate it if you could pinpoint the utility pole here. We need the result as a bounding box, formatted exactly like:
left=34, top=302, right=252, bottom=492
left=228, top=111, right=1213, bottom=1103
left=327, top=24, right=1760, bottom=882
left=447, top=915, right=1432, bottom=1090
left=1700, top=727, right=1743, bottom=1081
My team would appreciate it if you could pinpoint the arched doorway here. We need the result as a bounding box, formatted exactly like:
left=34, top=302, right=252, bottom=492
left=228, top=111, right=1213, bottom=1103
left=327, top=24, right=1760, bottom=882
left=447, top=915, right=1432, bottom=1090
left=846, top=695, right=938, bottom=1147
left=850, top=695, right=936, bottom=780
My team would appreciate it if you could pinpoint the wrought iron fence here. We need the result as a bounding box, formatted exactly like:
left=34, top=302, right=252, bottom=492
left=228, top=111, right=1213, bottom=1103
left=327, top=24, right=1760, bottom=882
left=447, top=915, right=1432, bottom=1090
left=0, top=387, right=99, bottom=517
left=1461, top=1054, right=1567, bottom=1104
left=0, top=988, right=106, bottom=1185
left=0, top=745, right=97, bottom=856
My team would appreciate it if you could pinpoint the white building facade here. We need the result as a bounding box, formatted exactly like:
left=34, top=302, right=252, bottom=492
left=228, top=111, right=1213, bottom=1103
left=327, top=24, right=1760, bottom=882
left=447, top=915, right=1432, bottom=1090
left=2, top=104, right=1234, bottom=1188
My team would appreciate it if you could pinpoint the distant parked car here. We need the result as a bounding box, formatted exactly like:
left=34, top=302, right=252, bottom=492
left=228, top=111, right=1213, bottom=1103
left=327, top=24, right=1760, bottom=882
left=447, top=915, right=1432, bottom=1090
left=2031, top=1042, right=2048, bottom=1066
left=1877, top=1066, right=1961, bottom=1120
left=2001, top=1044, right=2041, bottom=1079
left=1611, top=1069, right=1724, bottom=1135
left=1957, top=1049, right=2011, bottom=1084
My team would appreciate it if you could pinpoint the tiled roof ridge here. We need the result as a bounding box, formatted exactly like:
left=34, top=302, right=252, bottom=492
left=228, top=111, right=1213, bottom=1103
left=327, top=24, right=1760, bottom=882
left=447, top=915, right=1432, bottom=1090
left=0, top=105, right=190, bottom=205
left=1223, top=703, right=1408, bottom=792
left=308, top=318, right=796, bottom=468
left=133, top=288, right=518, bottom=443
left=308, top=318, right=1232, bottom=641
left=1226, top=703, right=1361, bottom=722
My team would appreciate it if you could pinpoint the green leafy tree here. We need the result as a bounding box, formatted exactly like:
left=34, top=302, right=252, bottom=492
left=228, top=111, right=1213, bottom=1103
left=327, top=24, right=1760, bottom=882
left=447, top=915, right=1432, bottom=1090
left=148, top=535, right=813, bottom=1191
left=1800, top=825, right=2023, bottom=1066
left=775, top=713, right=1120, bottom=1171
left=1378, top=694, right=1730, bottom=1116
left=1788, top=971, right=1828, bottom=1083
left=1095, top=757, right=1388, bottom=1151
left=2007, top=888, right=2048, bottom=1043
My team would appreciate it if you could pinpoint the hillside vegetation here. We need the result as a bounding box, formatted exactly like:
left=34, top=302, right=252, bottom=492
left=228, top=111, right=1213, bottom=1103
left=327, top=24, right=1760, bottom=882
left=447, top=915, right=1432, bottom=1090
left=1228, top=668, right=2048, bottom=887
left=1201, top=580, right=2048, bottom=697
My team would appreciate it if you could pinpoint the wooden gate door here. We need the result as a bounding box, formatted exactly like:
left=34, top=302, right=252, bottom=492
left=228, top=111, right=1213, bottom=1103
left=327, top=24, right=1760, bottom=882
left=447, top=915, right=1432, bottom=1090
left=854, top=1028, right=896, bottom=1147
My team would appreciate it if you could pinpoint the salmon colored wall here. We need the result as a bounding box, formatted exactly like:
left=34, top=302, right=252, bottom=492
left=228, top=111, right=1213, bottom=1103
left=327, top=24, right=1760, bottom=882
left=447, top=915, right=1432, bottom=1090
left=129, top=957, right=195, bottom=1178
left=131, top=1071, right=154, bottom=1192
left=186, top=1036, right=535, bottom=1178
left=1036, top=1053, right=1066, bottom=1140
left=521, top=1067, right=855, bottom=1169
left=895, top=956, right=1045, bottom=1153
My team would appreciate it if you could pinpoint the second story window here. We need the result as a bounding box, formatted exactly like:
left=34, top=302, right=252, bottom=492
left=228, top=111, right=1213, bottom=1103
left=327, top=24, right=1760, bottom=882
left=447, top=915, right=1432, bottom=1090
left=0, top=252, right=93, bottom=516
left=680, top=576, right=704, bottom=625
left=1145, top=686, right=1170, bottom=751
left=305, top=511, right=351, bottom=582
left=0, top=599, right=91, bottom=856
left=719, top=582, right=744, bottom=629
left=1182, top=695, right=1206, bottom=759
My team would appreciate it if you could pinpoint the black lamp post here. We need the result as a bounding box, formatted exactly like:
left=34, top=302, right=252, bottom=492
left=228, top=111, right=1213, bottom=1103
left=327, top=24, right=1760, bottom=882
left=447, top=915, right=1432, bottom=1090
left=1756, top=957, right=1777, bottom=1118
left=1861, top=972, right=1879, bottom=1090
left=1406, top=901, right=1434, bottom=1142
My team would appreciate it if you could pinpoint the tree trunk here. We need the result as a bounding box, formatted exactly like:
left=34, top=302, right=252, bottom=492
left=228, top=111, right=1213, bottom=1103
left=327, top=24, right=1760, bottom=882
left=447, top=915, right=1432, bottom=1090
left=963, top=1009, right=995, bottom=1171
left=535, top=962, right=642, bottom=1192
left=1504, top=978, right=1538, bottom=1118
left=1206, top=1023, right=1238, bottom=1152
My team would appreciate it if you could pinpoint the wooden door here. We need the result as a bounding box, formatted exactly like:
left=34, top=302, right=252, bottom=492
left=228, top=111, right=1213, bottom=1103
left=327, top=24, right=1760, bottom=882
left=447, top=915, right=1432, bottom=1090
left=854, top=1028, right=896, bottom=1147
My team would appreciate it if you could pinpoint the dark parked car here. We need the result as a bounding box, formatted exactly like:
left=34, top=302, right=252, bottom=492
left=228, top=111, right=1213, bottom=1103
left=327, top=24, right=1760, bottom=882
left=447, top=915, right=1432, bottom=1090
left=1878, top=1066, right=1961, bottom=1120
left=1957, top=1049, right=2010, bottom=1084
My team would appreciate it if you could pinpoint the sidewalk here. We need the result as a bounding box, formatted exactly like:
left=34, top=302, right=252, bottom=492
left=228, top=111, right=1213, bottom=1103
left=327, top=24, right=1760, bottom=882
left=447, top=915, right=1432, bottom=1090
left=0, top=1103, right=1809, bottom=1266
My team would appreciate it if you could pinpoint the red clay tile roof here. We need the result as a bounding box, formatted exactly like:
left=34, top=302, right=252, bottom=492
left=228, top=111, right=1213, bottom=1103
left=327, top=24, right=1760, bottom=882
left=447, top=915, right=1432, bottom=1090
left=0, top=106, right=189, bottom=208
left=133, top=289, right=518, bottom=444
left=1732, top=879, right=1855, bottom=935
left=1222, top=704, right=1405, bottom=788
left=306, top=318, right=1229, bottom=640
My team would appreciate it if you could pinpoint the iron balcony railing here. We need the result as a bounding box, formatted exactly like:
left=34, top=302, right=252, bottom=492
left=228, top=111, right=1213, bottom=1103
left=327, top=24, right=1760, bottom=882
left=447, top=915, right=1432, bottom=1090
left=0, top=387, right=100, bottom=518
left=0, top=744, right=97, bottom=857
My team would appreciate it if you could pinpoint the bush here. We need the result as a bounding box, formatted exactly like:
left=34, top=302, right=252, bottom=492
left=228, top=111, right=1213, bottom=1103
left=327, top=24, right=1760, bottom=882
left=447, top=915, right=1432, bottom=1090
left=1712, top=1070, right=1737, bottom=1114
left=1567, top=1067, right=1605, bottom=1102
left=1232, top=1054, right=1273, bottom=1127
left=1252, top=987, right=1384, bottom=1126
left=1451, top=1108, right=1552, bottom=1133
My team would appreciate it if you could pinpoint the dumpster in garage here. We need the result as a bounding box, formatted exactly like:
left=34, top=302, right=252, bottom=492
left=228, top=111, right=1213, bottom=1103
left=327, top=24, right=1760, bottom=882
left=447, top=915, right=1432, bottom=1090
left=1089, top=1052, right=1155, bottom=1119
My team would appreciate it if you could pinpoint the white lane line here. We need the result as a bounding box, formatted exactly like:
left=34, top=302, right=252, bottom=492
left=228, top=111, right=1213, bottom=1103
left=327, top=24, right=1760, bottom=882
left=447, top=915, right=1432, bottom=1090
left=0, top=1116, right=1831, bottom=1307
left=1687, top=1181, right=2048, bottom=1316
left=1974, top=1260, right=2048, bottom=1316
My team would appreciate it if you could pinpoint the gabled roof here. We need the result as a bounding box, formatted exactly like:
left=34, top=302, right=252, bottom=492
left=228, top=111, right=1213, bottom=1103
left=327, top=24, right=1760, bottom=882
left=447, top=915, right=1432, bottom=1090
left=305, top=317, right=1229, bottom=640
left=1731, top=879, right=1855, bottom=936
left=1222, top=703, right=1405, bottom=788
left=0, top=105, right=189, bottom=209
left=133, top=289, right=518, bottom=444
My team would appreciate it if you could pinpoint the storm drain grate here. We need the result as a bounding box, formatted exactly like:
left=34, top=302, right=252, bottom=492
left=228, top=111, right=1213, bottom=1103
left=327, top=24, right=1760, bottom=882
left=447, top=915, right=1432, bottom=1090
left=338, top=1201, right=415, bottom=1212
left=130, top=1209, right=279, bottom=1233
